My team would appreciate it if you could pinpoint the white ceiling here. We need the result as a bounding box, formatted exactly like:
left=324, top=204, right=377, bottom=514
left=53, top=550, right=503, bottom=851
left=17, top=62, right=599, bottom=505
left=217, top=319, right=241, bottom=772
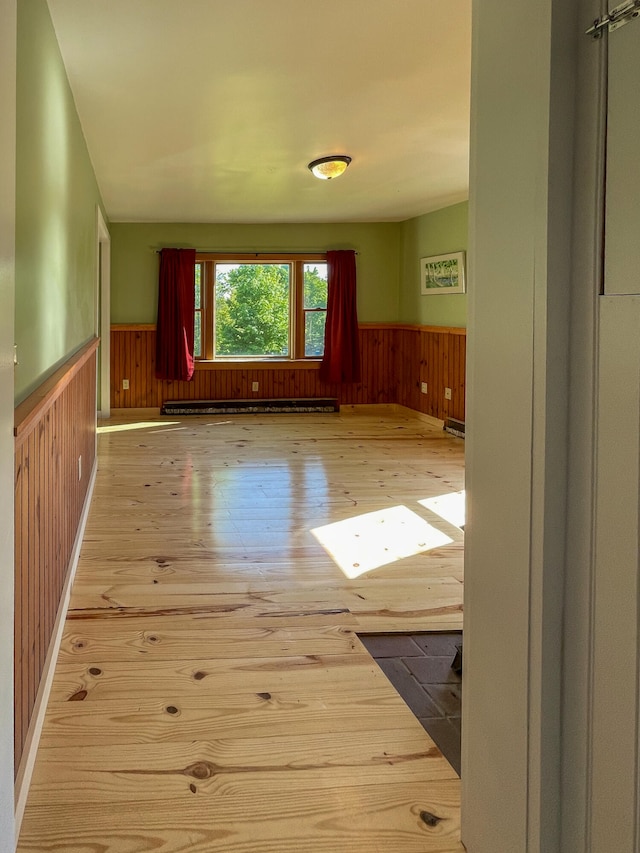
left=47, top=0, right=471, bottom=224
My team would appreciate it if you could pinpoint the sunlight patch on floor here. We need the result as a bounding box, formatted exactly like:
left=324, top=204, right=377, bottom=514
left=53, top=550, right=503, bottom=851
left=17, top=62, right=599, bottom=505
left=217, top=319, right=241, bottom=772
left=97, top=421, right=182, bottom=434
left=419, top=490, right=466, bottom=529
left=311, top=505, right=453, bottom=579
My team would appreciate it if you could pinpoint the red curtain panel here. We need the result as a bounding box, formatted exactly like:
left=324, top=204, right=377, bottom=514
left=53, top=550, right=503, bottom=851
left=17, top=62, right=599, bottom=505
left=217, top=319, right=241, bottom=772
left=155, top=248, right=197, bottom=381
left=320, top=249, right=361, bottom=384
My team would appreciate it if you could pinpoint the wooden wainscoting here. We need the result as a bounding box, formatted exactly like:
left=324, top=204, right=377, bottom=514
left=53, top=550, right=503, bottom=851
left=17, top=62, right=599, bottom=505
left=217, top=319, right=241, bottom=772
left=395, top=326, right=467, bottom=423
left=110, top=324, right=465, bottom=421
left=14, top=339, right=99, bottom=783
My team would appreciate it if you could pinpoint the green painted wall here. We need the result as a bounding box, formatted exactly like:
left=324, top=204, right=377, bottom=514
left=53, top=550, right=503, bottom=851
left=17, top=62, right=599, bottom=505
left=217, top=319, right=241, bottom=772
left=110, top=222, right=401, bottom=324
left=15, top=0, right=105, bottom=403
left=399, top=201, right=468, bottom=327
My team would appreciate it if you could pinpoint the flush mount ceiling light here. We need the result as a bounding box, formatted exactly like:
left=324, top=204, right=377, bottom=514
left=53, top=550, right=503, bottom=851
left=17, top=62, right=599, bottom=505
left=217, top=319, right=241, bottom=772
left=308, top=155, right=352, bottom=180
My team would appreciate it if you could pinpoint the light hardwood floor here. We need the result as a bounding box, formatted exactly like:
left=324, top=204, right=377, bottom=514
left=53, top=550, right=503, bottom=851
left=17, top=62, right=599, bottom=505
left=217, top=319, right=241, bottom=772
left=17, top=409, right=465, bottom=852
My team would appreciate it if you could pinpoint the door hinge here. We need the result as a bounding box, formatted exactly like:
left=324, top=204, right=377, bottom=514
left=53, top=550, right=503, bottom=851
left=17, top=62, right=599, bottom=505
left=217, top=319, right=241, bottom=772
left=586, top=0, right=640, bottom=37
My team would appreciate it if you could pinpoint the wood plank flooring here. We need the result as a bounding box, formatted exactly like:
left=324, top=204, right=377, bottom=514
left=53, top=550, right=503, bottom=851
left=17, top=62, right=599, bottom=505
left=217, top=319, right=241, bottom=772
left=17, top=410, right=465, bottom=852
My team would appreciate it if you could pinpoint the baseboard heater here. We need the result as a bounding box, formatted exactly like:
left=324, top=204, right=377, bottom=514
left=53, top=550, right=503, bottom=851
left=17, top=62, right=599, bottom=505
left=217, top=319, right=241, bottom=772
left=444, top=417, right=465, bottom=438
left=161, top=398, right=339, bottom=415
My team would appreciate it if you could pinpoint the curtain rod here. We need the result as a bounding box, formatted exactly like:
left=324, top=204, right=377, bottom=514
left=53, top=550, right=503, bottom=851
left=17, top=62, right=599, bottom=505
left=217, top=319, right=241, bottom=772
left=153, top=249, right=358, bottom=255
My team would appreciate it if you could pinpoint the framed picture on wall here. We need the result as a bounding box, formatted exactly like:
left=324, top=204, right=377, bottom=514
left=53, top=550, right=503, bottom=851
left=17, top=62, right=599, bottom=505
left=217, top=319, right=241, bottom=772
left=420, top=251, right=466, bottom=295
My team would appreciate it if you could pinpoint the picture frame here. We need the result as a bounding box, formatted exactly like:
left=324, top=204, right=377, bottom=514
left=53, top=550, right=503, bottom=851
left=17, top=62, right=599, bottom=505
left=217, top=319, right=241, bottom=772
left=420, top=251, right=466, bottom=295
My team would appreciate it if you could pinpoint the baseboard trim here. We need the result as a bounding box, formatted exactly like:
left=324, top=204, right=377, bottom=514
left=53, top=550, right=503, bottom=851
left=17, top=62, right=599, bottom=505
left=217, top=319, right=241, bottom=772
left=14, top=457, right=98, bottom=842
left=107, top=403, right=448, bottom=429
left=335, top=403, right=399, bottom=415
left=340, top=403, right=445, bottom=428
left=392, top=404, right=445, bottom=428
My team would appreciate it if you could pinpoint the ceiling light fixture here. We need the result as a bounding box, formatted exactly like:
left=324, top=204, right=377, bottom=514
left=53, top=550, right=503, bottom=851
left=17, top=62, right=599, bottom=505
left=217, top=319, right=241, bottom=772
left=308, top=155, right=352, bottom=180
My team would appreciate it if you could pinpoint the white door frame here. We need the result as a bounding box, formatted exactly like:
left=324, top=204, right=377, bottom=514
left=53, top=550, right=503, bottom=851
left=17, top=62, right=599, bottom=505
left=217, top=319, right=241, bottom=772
left=0, top=0, right=16, bottom=848
left=96, top=206, right=110, bottom=418
left=462, top=1, right=578, bottom=849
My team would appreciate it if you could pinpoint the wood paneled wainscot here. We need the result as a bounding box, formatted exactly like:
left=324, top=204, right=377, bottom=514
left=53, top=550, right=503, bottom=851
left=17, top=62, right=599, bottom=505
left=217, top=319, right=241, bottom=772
left=394, top=325, right=466, bottom=423
left=14, top=339, right=99, bottom=801
left=111, top=324, right=466, bottom=422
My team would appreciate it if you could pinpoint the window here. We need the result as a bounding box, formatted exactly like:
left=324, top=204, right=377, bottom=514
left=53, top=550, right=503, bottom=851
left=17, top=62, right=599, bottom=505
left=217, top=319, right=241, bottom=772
left=194, top=254, right=327, bottom=361
left=194, top=261, right=203, bottom=358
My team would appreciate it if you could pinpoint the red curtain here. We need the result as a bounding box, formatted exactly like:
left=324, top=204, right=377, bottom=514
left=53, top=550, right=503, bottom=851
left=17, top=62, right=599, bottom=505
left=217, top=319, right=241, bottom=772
left=155, top=248, right=197, bottom=381
left=319, top=249, right=361, bottom=384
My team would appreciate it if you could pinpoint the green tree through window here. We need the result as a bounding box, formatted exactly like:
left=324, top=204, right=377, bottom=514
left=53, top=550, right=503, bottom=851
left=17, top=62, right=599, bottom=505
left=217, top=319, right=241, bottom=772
left=215, top=264, right=289, bottom=357
left=303, top=264, right=328, bottom=356
left=194, top=254, right=327, bottom=360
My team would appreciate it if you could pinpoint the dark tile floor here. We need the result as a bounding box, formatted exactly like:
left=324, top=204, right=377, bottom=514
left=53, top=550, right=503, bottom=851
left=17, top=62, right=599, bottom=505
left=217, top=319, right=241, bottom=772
left=359, top=631, right=462, bottom=776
